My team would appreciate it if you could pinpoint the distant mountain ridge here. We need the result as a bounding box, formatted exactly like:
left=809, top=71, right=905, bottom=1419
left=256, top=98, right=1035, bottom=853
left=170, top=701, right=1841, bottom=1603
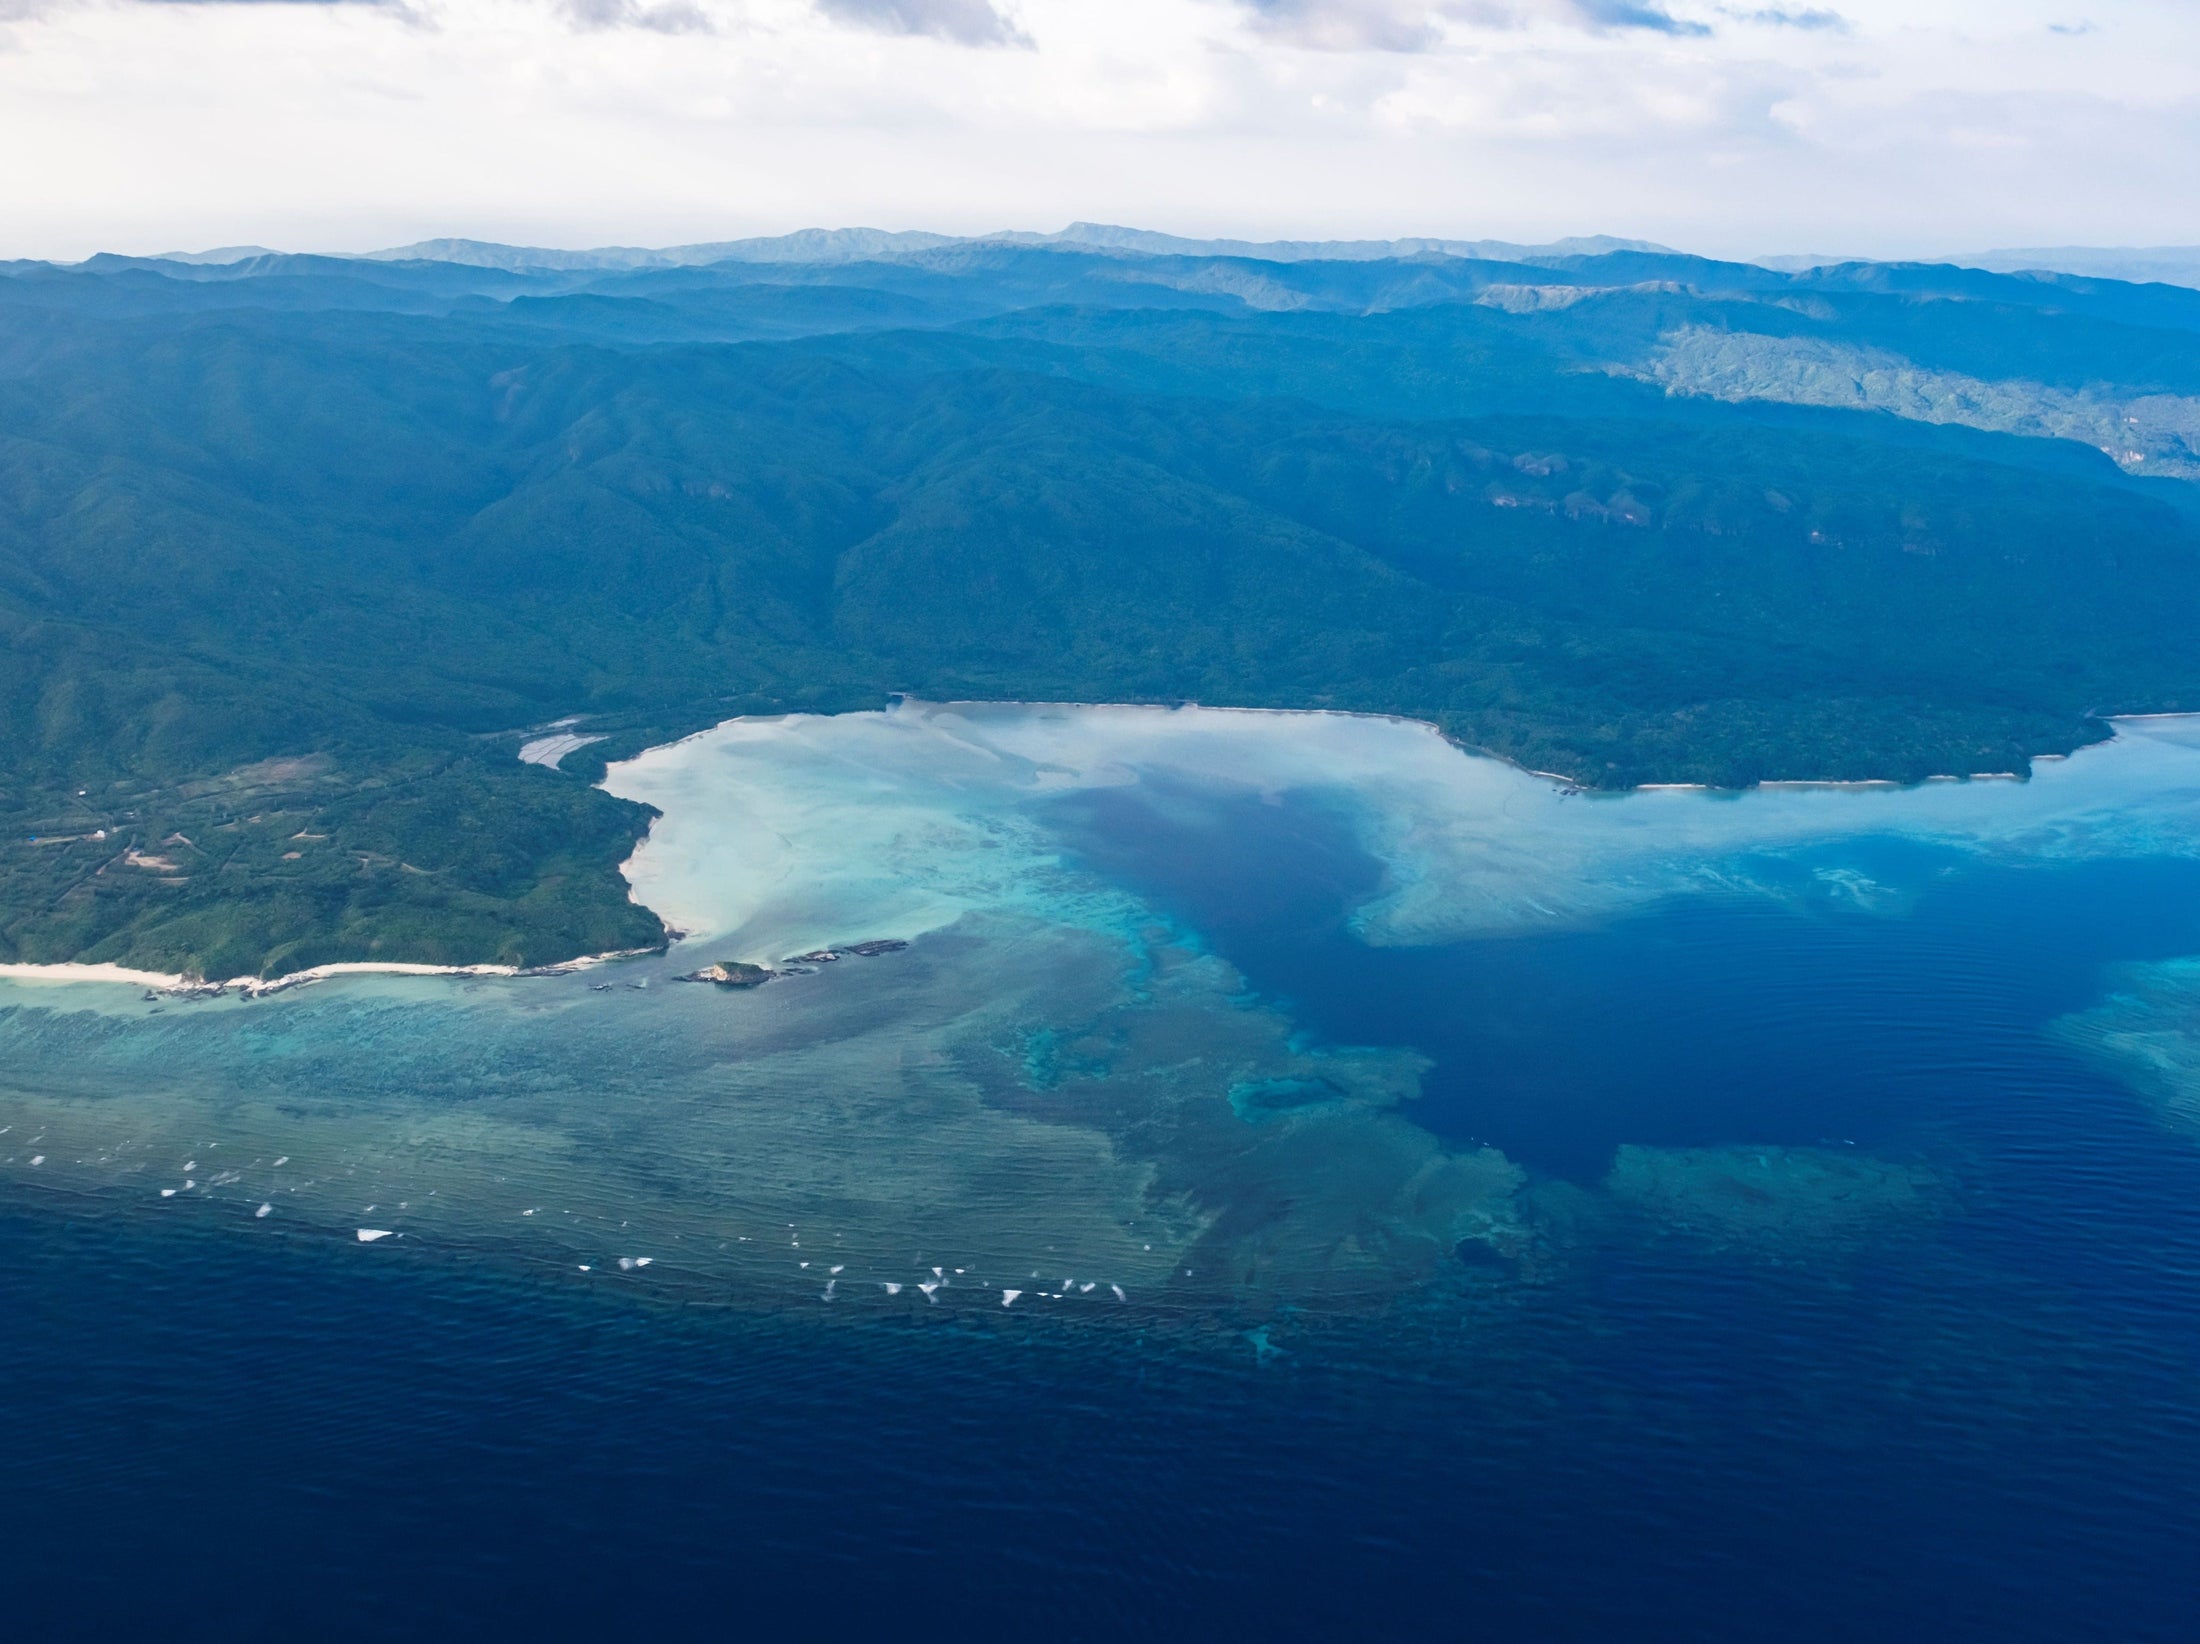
left=361, top=228, right=968, bottom=271
left=347, top=223, right=1674, bottom=271
left=149, top=244, right=286, bottom=265
left=60, top=229, right=2200, bottom=293
left=1954, top=246, right=2200, bottom=289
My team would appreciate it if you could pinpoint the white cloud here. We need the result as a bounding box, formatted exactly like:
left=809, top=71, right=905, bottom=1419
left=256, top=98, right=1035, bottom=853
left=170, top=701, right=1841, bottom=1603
left=817, top=0, right=1028, bottom=46
left=560, top=0, right=713, bottom=31
left=0, top=0, right=2195, bottom=260
left=1229, top=1, right=1712, bottom=52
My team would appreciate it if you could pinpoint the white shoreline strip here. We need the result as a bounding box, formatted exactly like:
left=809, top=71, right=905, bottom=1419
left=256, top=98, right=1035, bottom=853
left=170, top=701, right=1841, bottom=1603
left=0, top=961, right=181, bottom=989
left=0, top=946, right=659, bottom=998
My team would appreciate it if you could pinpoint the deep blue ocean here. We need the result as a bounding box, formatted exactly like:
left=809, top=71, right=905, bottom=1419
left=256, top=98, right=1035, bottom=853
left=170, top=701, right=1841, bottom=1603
left=6, top=758, right=2200, bottom=1640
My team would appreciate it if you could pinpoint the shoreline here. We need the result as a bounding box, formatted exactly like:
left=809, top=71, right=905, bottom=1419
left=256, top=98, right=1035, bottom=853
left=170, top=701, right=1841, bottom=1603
left=9, top=705, right=2196, bottom=1000
left=0, top=947, right=660, bottom=1001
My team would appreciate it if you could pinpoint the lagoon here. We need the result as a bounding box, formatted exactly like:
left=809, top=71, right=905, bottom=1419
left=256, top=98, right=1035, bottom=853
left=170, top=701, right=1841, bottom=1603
left=4, top=702, right=2200, bottom=1637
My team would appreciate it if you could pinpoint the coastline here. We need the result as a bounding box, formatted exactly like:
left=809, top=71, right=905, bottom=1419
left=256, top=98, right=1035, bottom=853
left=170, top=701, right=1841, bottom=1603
left=9, top=705, right=2197, bottom=999
left=879, top=696, right=2200, bottom=794
left=0, top=948, right=658, bottom=1001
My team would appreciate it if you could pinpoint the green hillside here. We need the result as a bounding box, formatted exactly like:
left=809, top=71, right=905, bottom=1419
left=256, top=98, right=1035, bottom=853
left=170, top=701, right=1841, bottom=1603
left=5, top=246, right=2199, bottom=976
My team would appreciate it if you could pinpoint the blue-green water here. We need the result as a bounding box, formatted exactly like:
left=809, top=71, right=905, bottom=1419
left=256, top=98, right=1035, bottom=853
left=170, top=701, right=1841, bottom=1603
left=4, top=704, right=2199, bottom=1639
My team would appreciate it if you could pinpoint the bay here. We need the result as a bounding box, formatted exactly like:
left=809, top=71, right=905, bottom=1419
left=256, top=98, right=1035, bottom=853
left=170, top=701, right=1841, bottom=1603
left=5, top=703, right=2199, bottom=1640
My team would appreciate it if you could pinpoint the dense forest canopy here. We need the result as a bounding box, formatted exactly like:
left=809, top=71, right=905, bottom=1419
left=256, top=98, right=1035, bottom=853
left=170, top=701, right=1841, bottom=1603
left=5, top=238, right=2199, bottom=976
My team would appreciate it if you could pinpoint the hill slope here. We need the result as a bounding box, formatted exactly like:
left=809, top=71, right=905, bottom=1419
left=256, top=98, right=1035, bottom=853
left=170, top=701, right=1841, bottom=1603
left=5, top=244, right=2198, bottom=975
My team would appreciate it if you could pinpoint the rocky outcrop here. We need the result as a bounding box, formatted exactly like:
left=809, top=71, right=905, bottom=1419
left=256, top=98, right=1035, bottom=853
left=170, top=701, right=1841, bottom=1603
left=683, top=961, right=773, bottom=988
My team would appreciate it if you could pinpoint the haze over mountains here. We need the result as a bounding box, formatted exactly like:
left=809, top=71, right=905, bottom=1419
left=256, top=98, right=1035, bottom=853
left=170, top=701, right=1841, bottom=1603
left=121, top=225, right=2200, bottom=290
left=126, top=226, right=1681, bottom=274
left=1955, top=247, right=2200, bottom=290
left=7, top=228, right=2200, bottom=977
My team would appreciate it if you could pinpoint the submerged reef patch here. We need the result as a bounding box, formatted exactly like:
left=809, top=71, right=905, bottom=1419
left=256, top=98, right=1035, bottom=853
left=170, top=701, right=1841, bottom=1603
left=2055, top=957, right=2200, bottom=1139
left=1602, top=1144, right=1940, bottom=1247
left=958, top=938, right=1523, bottom=1310
left=0, top=908, right=1514, bottom=1320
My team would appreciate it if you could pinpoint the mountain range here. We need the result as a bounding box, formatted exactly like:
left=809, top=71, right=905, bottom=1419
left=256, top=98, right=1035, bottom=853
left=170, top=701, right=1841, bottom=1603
left=6, top=230, right=2199, bottom=975
left=129, top=225, right=2200, bottom=291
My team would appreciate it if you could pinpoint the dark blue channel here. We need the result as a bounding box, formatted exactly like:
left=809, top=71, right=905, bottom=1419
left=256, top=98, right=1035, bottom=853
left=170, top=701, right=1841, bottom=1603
left=1050, top=778, right=2200, bottom=1177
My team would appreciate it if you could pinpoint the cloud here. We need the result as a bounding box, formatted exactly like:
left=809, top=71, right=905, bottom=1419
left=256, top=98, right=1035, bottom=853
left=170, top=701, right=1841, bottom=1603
left=1722, top=4, right=1845, bottom=27
left=1235, top=0, right=1456, bottom=51
left=1570, top=0, right=1708, bottom=33
left=561, top=0, right=711, bottom=30
left=83, top=0, right=1013, bottom=42
left=9, top=0, right=2199, bottom=268
left=816, top=0, right=1030, bottom=47
left=1234, top=1, right=1709, bottom=53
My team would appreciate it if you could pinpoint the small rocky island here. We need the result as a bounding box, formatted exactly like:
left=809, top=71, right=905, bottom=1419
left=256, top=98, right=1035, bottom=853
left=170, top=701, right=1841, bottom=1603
left=680, top=939, right=910, bottom=990
left=683, top=961, right=774, bottom=988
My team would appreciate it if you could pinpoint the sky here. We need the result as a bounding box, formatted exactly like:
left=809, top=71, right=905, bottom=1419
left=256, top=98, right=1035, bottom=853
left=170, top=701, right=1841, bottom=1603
left=0, top=0, right=2193, bottom=261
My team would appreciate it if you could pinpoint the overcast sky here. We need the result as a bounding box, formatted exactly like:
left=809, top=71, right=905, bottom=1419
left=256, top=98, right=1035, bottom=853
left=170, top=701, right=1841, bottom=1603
left=0, top=0, right=2191, bottom=261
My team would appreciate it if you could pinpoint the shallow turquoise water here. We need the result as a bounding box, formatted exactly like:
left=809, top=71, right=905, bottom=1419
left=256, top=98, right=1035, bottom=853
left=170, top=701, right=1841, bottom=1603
left=4, top=704, right=2199, bottom=1638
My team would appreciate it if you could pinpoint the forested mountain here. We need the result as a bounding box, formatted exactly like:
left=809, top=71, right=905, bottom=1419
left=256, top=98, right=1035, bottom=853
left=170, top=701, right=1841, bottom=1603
left=5, top=238, right=2199, bottom=976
